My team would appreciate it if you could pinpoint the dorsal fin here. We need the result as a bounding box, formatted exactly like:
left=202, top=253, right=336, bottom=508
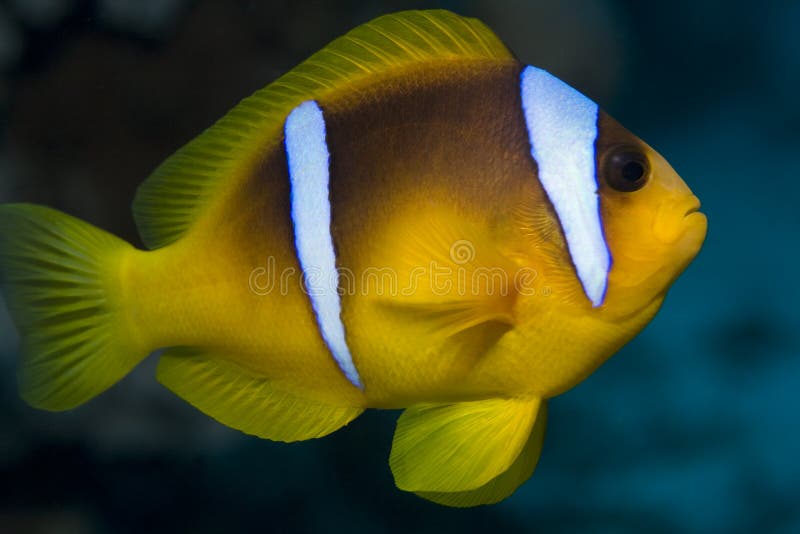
left=133, top=10, right=515, bottom=249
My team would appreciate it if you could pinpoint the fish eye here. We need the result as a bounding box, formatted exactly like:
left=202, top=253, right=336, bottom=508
left=604, top=146, right=650, bottom=192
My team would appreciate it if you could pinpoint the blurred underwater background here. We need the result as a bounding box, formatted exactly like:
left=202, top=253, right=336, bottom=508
left=0, top=0, right=798, bottom=532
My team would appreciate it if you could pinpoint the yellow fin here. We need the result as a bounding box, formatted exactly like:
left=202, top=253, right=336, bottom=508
left=0, top=204, right=146, bottom=411
left=133, top=10, right=513, bottom=249
left=375, top=209, right=519, bottom=338
left=416, top=401, right=547, bottom=507
left=157, top=347, right=363, bottom=442
left=389, top=397, right=541, bottom=493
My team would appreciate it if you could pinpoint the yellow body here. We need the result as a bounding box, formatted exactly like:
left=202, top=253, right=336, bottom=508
left=124, top=154, right=703, bottom=410
left=0, top=11, right=706, bottom=507
left=121, top=72, right=706, bottom=411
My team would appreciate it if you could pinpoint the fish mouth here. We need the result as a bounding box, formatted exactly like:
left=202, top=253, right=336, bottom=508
left=683, top=196, right=702, bottom=218
left=677, top=196, right=707, bottom=259
left=653, top=196, right=706, bottom=244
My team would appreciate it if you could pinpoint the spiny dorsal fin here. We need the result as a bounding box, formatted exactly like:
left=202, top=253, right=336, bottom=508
left=133, top=10, right=515, bottom=249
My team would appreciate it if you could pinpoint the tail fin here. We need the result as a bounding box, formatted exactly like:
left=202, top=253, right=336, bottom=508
left=0, top=204, right=147, bottom=411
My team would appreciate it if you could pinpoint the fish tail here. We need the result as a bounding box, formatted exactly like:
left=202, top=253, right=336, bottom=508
left=0, top=203, right=147, bottom=411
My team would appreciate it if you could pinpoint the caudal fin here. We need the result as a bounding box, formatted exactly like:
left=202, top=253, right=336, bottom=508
left=0, top=204, right=147, bottom=410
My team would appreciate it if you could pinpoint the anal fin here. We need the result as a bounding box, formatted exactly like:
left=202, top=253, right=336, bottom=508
left=157, top=347, right=363, bottom=442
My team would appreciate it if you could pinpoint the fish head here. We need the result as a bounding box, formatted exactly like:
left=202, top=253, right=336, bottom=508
left=596, top=111, right=707, bottom=317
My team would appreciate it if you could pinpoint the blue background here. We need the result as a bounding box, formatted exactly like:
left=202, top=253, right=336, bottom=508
left=0, top=1, right=797, bottom=532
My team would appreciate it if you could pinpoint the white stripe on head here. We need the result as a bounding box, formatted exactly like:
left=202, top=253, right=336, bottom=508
left=520, top=65, right=610, bottom=307
left=285, top=100, right=363, bottom=388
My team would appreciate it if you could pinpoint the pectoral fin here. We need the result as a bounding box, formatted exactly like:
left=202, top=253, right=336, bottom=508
left=389, top=396, right=543, bottom=495
left=376, top=209, right=519, bottom=338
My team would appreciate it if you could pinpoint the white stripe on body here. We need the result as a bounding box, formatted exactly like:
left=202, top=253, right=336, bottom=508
left=520, top=66, right=610, bottom=306
left=285, top=100, right=363, bottom=388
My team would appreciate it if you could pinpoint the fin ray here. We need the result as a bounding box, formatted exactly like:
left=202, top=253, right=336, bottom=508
left=133, top=10, right=513, bottom=249
left=390, top=397, right=541, bottom=493
left=375, top=210, right=518, bottom=338
left=417, top=401, right=547, bottom=507
left=157, top=347, right=363, bottom=442
left=0, top=204, right=146, bottom=410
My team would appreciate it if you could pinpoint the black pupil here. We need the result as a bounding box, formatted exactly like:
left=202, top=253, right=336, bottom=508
left=621, top=160, right=644, bottom=182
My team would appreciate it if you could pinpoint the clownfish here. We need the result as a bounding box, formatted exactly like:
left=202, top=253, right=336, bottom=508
left=0, top=10, right=706, bottom=506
